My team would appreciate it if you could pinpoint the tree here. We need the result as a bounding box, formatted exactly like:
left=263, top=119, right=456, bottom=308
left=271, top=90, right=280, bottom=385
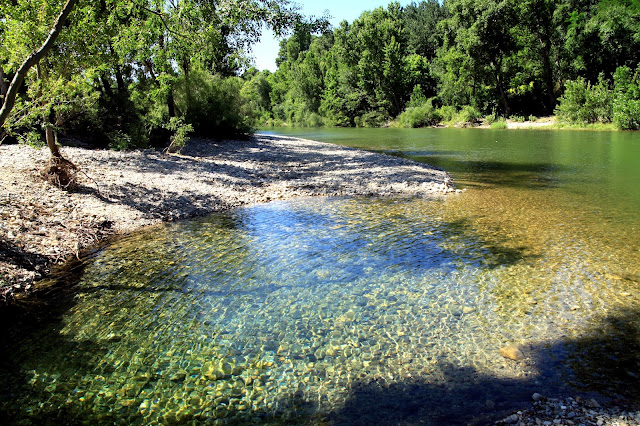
left=613, top=65, right=640, bottom=129
left=403, top=0, right=448, bottom=60
left=0, top=0, right=77, bottom=153
left=1, top=0, right=327, bottom=153
left=437, top=0, right=519, bottom=115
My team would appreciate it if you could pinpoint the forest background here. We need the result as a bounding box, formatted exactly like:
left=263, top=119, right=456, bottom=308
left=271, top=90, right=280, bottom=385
left=1, top=0, right=640, bottom=156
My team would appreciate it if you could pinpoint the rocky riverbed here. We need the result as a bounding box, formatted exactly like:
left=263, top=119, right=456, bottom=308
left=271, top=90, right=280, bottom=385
left=0, top=134, right=454, bottom=300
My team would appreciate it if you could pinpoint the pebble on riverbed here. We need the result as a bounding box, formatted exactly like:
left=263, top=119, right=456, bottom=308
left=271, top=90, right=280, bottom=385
left=495, top=395, right=640, bottom=425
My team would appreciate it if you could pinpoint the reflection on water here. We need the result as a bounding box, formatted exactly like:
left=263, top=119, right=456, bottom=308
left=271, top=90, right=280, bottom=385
left=1, top=192, right=639, bottom=424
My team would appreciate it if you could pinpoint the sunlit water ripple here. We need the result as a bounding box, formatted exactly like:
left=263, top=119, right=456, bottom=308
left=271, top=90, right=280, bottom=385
left=2, top=193, right=639, bottom=424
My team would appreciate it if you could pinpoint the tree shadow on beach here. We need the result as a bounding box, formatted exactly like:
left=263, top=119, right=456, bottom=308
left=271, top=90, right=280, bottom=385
left=69, top=134, right=451, bottom=223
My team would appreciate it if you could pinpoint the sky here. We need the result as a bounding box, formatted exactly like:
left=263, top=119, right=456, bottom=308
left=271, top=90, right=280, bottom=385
left=251, top=0, right=415, bottom=72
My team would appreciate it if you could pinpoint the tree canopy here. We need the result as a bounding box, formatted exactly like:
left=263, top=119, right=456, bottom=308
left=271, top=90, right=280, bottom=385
left=1, top=0, right=639, bottom=151
left=257, top=0, right=640, bottom=128
left=0, top=0, right=327, bottom=151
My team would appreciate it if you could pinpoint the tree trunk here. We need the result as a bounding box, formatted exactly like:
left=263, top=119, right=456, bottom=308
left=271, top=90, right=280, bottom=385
left=0, top=65, right=8, bottom=99
left=539, top=37, right=556, bottom=113
left=45, top=121, right=62, bottom=159
left=100, top=73, right=113, bottom=97
left=0, top=0, right=78, bottom=128
left=492, top=60, right=511, bottom=116
left=36, top=65, right=63, bottom=161
left=168, top=88, right=176, bottom=118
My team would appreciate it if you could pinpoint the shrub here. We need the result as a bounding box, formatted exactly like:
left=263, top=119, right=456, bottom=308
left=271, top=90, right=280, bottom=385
left=436, top=105, right=458, bottom=123
left=436, top=105, right=481, bottom=126
left=165, top=117, right=194, bottom=154
left=458, top=105, right=482, bottom=123
left=528, top=115, right=537, bottom=122
left=511, top=115, right=525, bottom=122
left=555, top=74, right=612, bottom=124
left=613, top=65, right=640, bottom=130
left=397, top=98, right=441, bottom=128
left=108, top=131, right=135, bottom=151
left=406, top=85, right=429, bottom=109
left=355, top=110, right=389, bottom=127
left=484, top=111, right=499, bottom=125
left=490, top=119, right=508, bottom=129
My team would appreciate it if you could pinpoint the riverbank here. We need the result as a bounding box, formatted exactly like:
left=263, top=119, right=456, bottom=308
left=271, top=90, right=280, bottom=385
left=0, top=134, right=454, bottom=301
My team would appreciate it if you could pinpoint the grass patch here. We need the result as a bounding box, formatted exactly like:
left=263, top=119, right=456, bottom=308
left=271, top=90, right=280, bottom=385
left=490, top=119, right=508, bottom=129
left=551, top=122, right=618, bottom=131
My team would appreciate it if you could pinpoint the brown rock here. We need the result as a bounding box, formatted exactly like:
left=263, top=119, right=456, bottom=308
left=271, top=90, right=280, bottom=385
left=499, top=344, right=525, bottom=360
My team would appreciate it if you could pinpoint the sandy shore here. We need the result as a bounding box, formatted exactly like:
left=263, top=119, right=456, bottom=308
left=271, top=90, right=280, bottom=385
left=477, top=117, right=557, bottom=129
left=0, top=134, right=454, bottom=299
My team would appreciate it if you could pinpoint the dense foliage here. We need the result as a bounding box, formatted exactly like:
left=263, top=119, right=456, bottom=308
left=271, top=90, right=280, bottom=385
left=258, top=0, right=640, bottom=129
left=0, top=0, right=325, bottom=151
left=1, top=0, right=639, bottom=152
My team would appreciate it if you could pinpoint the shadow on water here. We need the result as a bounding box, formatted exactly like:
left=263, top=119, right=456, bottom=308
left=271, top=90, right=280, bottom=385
left=325, top=308, right=640, bottom=425
left=437, top=218, right=537, bottom=269
left=0, top=260, right=100, bottom=423
left=0, top=198, right=637, bottom=424
left=1, top=276, right=639, bottom=424
left=385, top=151, right=564, bottom=189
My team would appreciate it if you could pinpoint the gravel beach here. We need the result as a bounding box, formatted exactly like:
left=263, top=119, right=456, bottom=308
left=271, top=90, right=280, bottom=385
left=0, top=134, right=453, bottom=299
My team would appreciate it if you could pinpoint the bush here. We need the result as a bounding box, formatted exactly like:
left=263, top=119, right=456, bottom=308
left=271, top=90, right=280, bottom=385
left=490, top=119, right=508, bottom=129
left=484, top=111, right=499, bottom=125
left=528, top=115, right=537, bottom=122
left=555, top=74, right=612, bottom=124
left=511, top=115, right=525, bottom=122
left=165, top=117, right=193, bottom=154
left=355, top=110, right=389, bottom=127
left=436, top=105, right=481, bottom=126
left=436, top=105, right=458, bottom=123
left=613, top=65, right=640, bottom=130
left=458, top=105, right=482, bottom=123
left=397, top=98, right=441, bottom=128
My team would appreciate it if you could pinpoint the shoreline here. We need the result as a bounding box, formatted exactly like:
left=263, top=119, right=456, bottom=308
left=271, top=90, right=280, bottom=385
left=0, top=134, right=454, bottom=301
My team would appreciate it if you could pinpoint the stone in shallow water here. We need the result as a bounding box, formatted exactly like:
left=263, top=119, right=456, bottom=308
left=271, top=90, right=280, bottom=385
left=499, top=344, right=525, bottom=361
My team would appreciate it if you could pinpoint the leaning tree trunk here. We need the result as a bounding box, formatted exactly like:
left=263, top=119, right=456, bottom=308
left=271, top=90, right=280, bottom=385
left=0, top=0, right=78, bottom=129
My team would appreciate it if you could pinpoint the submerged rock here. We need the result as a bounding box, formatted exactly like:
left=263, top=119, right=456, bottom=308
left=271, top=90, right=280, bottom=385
left=499, top=344, right=525, bottom=361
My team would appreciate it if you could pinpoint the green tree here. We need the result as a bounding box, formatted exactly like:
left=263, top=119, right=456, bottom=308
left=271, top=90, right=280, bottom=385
left=1, top=0, right=326, bottom=156
left=565, top=0, right=640, bottom=82
left=0, top=0, right=78, bottom=160
left=555, top=74, right=612, bottom=123
left=613, top=65, right=640, bottom=129
left=403, top=1, right=448, bottom=60
left=436, top=0, right=519, bottom=115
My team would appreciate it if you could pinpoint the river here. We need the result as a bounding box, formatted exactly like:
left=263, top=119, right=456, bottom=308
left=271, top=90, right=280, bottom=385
left=1, top=128, right=639, bottom=424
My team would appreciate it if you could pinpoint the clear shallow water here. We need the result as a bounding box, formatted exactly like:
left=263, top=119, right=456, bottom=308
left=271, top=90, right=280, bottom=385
left=1, top=128, right=640, bottom=424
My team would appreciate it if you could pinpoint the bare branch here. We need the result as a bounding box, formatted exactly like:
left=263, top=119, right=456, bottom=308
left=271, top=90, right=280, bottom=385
left=141, top=6, right=195, bottom=41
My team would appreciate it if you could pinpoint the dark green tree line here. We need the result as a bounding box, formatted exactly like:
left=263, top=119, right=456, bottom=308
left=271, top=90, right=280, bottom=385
left=257, top=0, right=640, bottom=129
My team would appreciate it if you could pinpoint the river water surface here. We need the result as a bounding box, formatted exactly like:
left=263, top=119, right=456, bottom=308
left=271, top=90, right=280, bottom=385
left=1, top=128, right=639, bottom=424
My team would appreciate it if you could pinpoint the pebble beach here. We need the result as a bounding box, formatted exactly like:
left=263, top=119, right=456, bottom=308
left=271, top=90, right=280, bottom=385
left=0, top=134, right=454, bottom=298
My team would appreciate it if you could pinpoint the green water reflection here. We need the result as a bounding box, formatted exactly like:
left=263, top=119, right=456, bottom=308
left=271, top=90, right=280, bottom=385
left=1, top=128, right=639, bottom=424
